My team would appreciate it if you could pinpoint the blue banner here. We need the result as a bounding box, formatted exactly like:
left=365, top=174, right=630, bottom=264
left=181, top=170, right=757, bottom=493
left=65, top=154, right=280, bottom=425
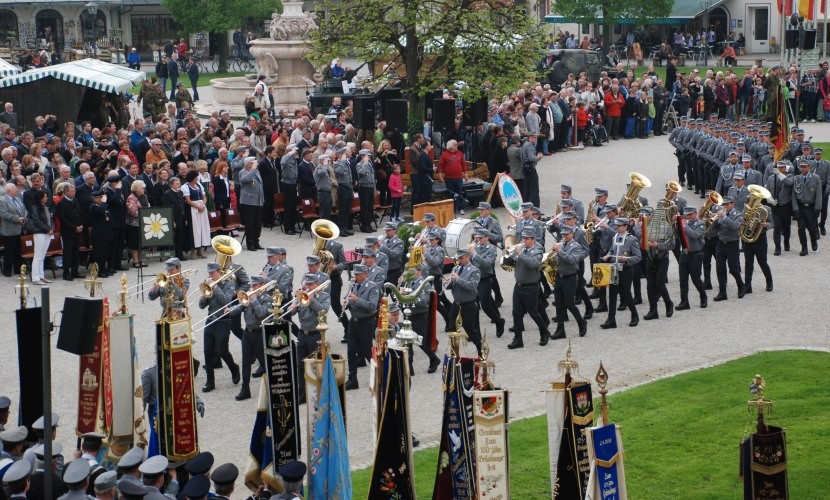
left=308, top=355, right=351, bottom=500
left=591, top=424, right=621, bottom=500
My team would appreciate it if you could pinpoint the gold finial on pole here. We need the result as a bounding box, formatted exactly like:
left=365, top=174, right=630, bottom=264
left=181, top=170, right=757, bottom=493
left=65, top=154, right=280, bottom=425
left=85, top=263, right=102, bottom=298
left=476, top=335, right=494, bottom=390
left=316, top=309, right=328, bottom=361
left=448, top=312, right=468, bottom=359
left=16, top=264, right=28, bottom=309
left=118, top=274, right=128, bottom=315
left=376, top=297, right=389, bottom=358
left=558, top=339, right=579, bottom=376
left=596, top=361, right=610, bottom=425
left=748, top=374, right=772, bottom=434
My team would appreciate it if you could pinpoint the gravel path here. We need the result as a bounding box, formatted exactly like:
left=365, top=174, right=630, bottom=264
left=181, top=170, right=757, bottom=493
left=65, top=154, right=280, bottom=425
left=2, top=120, right=829, bottom=495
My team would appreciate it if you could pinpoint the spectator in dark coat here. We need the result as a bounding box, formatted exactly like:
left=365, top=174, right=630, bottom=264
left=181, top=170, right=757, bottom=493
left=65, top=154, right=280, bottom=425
left=187, top=57, right=200, bottom=101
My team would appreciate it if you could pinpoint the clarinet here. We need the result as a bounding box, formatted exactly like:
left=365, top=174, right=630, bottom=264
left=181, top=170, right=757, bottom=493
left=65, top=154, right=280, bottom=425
left=340, top=278, right=355, bottom=322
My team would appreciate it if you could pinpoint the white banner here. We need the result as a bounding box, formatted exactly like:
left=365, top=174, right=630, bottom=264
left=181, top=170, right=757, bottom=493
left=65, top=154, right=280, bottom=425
left=474, top=389, right=509, bottom=500
left=546, top=388, right=566, bottom=497
left=107, top=314, right=147, bottom=461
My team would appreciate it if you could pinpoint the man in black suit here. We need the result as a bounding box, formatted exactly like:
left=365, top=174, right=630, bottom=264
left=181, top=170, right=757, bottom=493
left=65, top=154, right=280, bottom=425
left=162, top=176, right=188, bottom=261
left=298, top=148, right=317, bottom=199
left=136, top=128, right=155, bottom=166
left=57, top=184, right=85, bottom=281
left=0, top=102, right=19, bottom=133
left=104, top=172, right=127, bottom=271
left=88, top=190, right=113, bottom=277
left=76, top=172, right=96, bottom=222
left=258, top=146, right=278, bottom=228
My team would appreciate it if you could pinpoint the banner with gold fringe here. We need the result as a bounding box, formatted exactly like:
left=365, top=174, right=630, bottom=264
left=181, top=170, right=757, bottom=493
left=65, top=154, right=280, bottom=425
left=473, top=389, right=509, bottom=499
left=585, top=423, right=628, bottom=500
left=740, top=425, right=789, bottom=500
left=76, top=298, right=109, bottom=437
left=553, top=381, right=594, bottom=500
left=155, top=318, right=198, bottom=461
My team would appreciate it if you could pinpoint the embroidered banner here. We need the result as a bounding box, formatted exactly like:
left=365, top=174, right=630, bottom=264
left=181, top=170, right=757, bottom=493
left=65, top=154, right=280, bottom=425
left=156, top=318, right=198, bottom=461
left=263, top=323, right=301, bottom=471
left=585, top=423, right=628, bottom=500
left=77, top=300, right=107, bottom=436
left=740, top=426, right=789, bottom=500
left=304, top=353, right=347, bottom=467
left=554, top=382, right=594, bottom=500
left=474, top=389, right=509, bottom=499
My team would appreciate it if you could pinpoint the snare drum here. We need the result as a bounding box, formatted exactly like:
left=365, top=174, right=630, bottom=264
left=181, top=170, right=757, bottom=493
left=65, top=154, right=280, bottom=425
left=591, top=263, right=615, bottom=288
left=444, top=218, right=477, bottom=255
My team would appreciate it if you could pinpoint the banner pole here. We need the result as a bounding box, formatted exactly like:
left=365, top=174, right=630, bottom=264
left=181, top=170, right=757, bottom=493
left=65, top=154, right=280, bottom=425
left=41, top=286, right=52, bottom=500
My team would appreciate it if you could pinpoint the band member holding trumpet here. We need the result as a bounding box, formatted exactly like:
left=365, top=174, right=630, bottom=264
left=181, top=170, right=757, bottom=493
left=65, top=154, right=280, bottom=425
left=600, top=218, right=641, bottom=330
left=560, top=185, right=586, bottom=224
left=227, top=276, right=273, bottom=401
left=551, top=224, right=589, bottom=340
left=421, top=213, right=446, bottom=242
left=446, top=248, right=482, bottom=355
left=198, top=262, right=240, bottom=393
left=475, top=202, right=504, bottom=306
left=470, top=228, right=505, bottom=337
left=149, top=258, right=190, bottom=317
left=286, top=273, right=331, bottom=405
left=503, top=229, right=552, bottom=349
left=226, top=254, right=251, bottom=341
left=409, top=264, right=442, bottom=374
left=379, top=222, right=404, bottom=287
left=766, top=161, right=794, bottom=255
left=345, top=264, right=380, bottom=391
left=712, top=196, right=746, bottom=301
left=424, top=233, right=451, bottom=327
left=675, top=207, right=709, bottom=310
left=560, top=211, right=595, bottom=319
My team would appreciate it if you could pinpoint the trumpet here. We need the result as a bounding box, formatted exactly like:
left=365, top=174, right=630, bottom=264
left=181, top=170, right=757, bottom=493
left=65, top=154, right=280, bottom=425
left=442, top=265, right=461, bottom=288
left=126, top=269, right=197, bottom=293
left=190, top=268, right=238, bottom=301
left=237, top=280, right=278, bottom=307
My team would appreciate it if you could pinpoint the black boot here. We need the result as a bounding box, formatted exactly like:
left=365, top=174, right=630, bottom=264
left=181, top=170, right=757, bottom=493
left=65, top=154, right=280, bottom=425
left=629, top=312, right=639, bottom=327
left=744, top=284, right=753, bottom=294
left=675, top=296, right=690, bottom=310
left=507, top=334, right=524, bottom=349
left=643, top=308, right=659, bottom=320
left=713, top=291, right=727, bottom=301
left=617, top=301, right=627, bottom=311
left=600, top=318, right=617, bottom=329
left=230, top=364, right=241, bottom=385
left=583, top=305, right=594, bottom=320
left=539, top=331, right=550, bottom=346
left=550, top=324, right=566, bottom=340
left=665, top=300, right=674, bottom=318
left=578, top=319, right=588, bottom=337
left=703, top=280, right=713, bottom=290
left=595, top=299, right=608, bottom=313
left=345, top=377, right=359, bottom=390
left=202, top=371, right=215, bottom=393
left=427, top=356, right=441, bottom=373
left=496, top=318, right=505, bottom=337
left=737, top=284, right=746, bottom=298
left=700, top=293, right=708, bottom=308
left=235, top=384, right=251, bottom=401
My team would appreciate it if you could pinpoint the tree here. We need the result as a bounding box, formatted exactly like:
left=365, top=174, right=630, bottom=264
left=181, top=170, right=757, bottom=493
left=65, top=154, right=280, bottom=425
left=554, top=0, right=673, bottom=62
left=161, top=0, right=283, bottom=73
left=309, top=0, right=543, bottom=134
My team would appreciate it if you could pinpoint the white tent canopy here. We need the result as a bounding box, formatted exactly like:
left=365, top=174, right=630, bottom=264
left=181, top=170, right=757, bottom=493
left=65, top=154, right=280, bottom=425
left=0, top=58, right=145, bottom=94
left=0, top=58, right=19, bottom=77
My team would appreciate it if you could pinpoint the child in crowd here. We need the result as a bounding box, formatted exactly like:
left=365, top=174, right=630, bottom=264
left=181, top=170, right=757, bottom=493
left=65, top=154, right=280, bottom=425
left=388, top=164, right=403, bottom=222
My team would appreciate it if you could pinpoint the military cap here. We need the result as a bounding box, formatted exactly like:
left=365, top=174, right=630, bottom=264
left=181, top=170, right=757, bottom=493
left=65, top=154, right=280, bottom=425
left=520, top=202, right=533, bottom=210
left=560, top=184, right=572, bottom=193
left=265, top=247, right=279, bottom=257
left=365, top=236, right=379, bottom=245
left=388, top=303, right=401, bottom=313
left=679, top=116, right=689, bottom=122
left=306, top=255, right=321, bottom=265
left=250, top=275, right=265, bottom=285
left=353, top=264, right=368, bottom=274
left=0, top=458, right=14, bottom=479
left=473, top=228, right=489, bottom=237
left=729, top=151, right=738, bottom=157
left=733, top=171, right=744, bottom=180
left=118, top=447, right=145, bottom=470
left=683, top=206, right=697, bottom=215
left=106, top=171, right=122, bottom=182
left=384, top=222, right=398, bottom=231
left=639, top=206, right=654, bottom=215
left=604, top=203, right=619, bottom=212
left=0, top=396, right=9, bottom=410
left=206, top=262, right=220, bottom=273
left=802, top=142, right=813, bottom=149
left=530, top=206, right=541, bottom=214
left=302, top=273, right=319, bottom=284
left=455, top=249, right=470, bottom=258
left=362, top=248, right=376, bottom=257
left=613, top=217, right=629, bottom=226
left=95, top=470, right=118, bottom=491
left=182, top=474, right=211, bottom=498
left=761, top=131, right=770, bottom=136
left=211, top=463, right=239, bottom=486
left=796, top=128, right=805, bottom=134
left=32, top=412, right=59, bottom=430
left=799, top=159, right=811, bottom=166
left=520, top=229, right=536, bottom=239
left=816, top=148, right=824, bottom=153
left=185, top=452, right=214, bottom=475
left=358, top=149, right=372, bottom=156
left=335, top=147, right=347, bottom=156
left=63, top=458, right=91, bottom=485
left=594, top=187, right=608, bottom=196
left=118, top=480, right=148, bottom=498
left=164, top=257, right=181, bottom=269
left=710, top=113, right=719, bottom=118
left=427, top=233, right=440, bottom=240
left=741, top=154, right=752, bottom=162
left=278, top=460, right=307, bottom=483
left=736, top=141, right=745, bottom=147
left=82, top=432, right=106, bottom=445
left=478, top=201, right=491, bottom=210
left=0, top=426, right=27, bottom=443
left=722, top=196, right=734, bottom=203
left=92, top=189, right=103, bottom=197
left=235, top=145, right=249, bottom=154
left=561, top=211, right=577, bottom=220
left=559, top=199, right=574, bottom=207
left=730, top=132, right=741, bottom=139
left=559, top=225, right=574, bottom=234
left=415, top=263, right=429, bottom=274
left=2, top=459, right=31, bottom=484
left=139, top=455, right=169, bottom=477
left=423, top=213, right=436, bottom=221
left=32, top=441, right=62, bottom=459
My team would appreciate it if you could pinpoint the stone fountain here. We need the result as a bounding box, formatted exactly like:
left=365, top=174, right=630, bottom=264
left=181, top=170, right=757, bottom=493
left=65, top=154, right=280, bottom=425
left=208, top=0, right=319, bottom=117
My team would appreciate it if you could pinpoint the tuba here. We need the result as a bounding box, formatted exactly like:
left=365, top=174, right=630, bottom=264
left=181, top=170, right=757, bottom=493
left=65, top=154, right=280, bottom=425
left=642, top=205, right=673, bottom=248
left=618, top=172, right=652, bottom=219
left=211, top=235, right=242, bottom=271
left=311, top=219, right=340, bottom=274
left=658, top=181, right=683, bottom=221
left=541, top=250, right=558, bottom=285
left=740, top=185, right=772, bottom=243
left=699, top=191, right=723, bottom=233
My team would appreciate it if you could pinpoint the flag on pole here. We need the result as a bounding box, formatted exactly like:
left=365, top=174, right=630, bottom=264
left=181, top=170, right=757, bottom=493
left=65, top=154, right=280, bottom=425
left=786, top=0, right=795, bottom=16
left=772, top=85, right=790, bottom=162
left=308, top=355, right=351, bottom=500
left=243, top=378, right=279, bottom=490
left=799, top=0, right=815, bottom=19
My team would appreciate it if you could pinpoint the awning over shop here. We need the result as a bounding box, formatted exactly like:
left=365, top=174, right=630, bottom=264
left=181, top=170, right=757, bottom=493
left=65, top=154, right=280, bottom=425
left=545, top=0, right=725, bottom=25
left=0, top=58, right=145, bottom=94
left=0, top=58, right=19, bottom=77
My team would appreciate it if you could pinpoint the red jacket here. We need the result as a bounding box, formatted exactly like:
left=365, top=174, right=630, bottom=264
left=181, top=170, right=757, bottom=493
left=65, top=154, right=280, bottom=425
left=437, top=149, right=465, bottom=179
left=604, top=90, right=625, bottom=118
left=577, top=108, right=589, bottom=127
left=388, top=173, right=403, bottom=198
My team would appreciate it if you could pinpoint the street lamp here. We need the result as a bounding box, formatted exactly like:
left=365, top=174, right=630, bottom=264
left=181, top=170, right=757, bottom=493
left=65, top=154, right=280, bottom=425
left=701, top=0, right=710, bottom=66
left=85, top=2, right=98, bottom=58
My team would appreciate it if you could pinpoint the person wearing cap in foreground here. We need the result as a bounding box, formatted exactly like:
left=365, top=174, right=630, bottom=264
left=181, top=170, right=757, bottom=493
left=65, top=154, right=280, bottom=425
left=405, top=263, right=442, bottom=373
left=209, top=462, right=238, bottom=499
left=599, top=218, right=642, bottom=329
left=198, top=262, right=241, bottom=393
left=149, top=258, right=190, bottom=319
left=715, top=150, right=740, bottom=196
left=88, top=187, right=112, bottom=277
left=559, top=185, right=586, bottom=224
left=766, top=161, right=795, bottom=255
left=811, top=147, right=830, bottom=234
left=727, top=171, right=750, bottom=212
left=118, top=479, right=148, bottom=499
left=501, top=228, right=552, bottom=349
left=226, top=275, right=273, bottom=401
left=0, top=396, right=10, bottom=432
left=793, top=158, right=823, bottom=256
left=268, top=460, right=306, bottom=500
left=378, top=222, right=404, bottom=286
left=549, top=224, right=589, bottom=340
left=674, top=207, right=709, bottom=311
left=0, top=426, right=28, bottom=460
left=286, top=272, right=330, bottom=405
left=93, top=469, right=117, bottom=499
left=470, top=228, right=505, bottom=338
left=475, top=201, right=505, bottom=306
left=445, top=248, right=482, bottom=355
left=180, top=473, right=210, bottom=499
left=139, top=454, right=178, bottom=499
left=344, top=263, right=380, bottom=390
left=59, top=458, right=93, bottom=499
left=423, top=227, right=451, bottom=328
left=116, top=446, right=145, bottom=488
left=4, top=458, right=33, bottom=499
left=712, top=196, right=746, bottom=300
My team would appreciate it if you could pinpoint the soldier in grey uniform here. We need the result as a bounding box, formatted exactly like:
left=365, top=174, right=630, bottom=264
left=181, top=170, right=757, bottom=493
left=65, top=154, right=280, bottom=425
left=727, top=172, right=750, bottom=212
left=738, top=154, right=763, bottom=186
left=28, top=441, right=68, bottom=499
left=344, top=264, right=380, bottom=390
left=333, top=147, right=354, bottom=236
left=378, top=222, right=404, bottom=286
left=712, top=196, right=746, bottom=301
left=305, top=255, right=330, bottom=284
left=550, top=224, right=588, bottom=340
left=560, top=211, right=595, bottom=319
left=285, top=273, right=330, bottom=404
left=590, top=203, right=620, bottom=312
left=424, top=233, right=451, bottom=326
left=261, top=247, right=282, bottom=284
left=227, top=275, right=273, bottom=400
left=3, top=458, right=33, bottom=499
left=361, top=248, right=387, bottom=286
left=365, top=237, right=389, bottom=273
left=642, top=207, right=675, bottom=321
left=792, top=159, right=823, bottom=256
left=530, top=206, right=547, bottom=246
left=812, top=147, right=830, bottom=234
left=470, top=228, right=505, bottom=337
left=766, top=161, right=794, bottom=255
left=560, top=184, right=585, bottom=223
left=138, top=455, right=177, bottom=499
left=446, top=249, right=482, bottom=355
left=407, top=264, right=442, bottom=373
left=356, top=148, right=375, bottom=233
left=198, top=262, right=240, bottom=392
left=268, top=247, right=294, bottom=304
left=280, top=144, right=299, bottom=235
left=586, top=188, right=609, bottom=301
left=475, top=202, right=503, bottom=245
left=115, top=447, right=144, bottom=488
left=502, top=229, right=552, bottom=349
left=313, top=152, right=334, bottom=220
left=0, top=395, right=9, bottom=432
left=715, top=151, right=740, bottom=195
left=224, top=255, right=250, bottom=342
left=675, top=207, right=708, bottom=310
left=514, top=202, right=542, bottom=240
left=58, top=458, right=94, bottom=500
left=148, top=258, right=189, bottom=318
left=760, top=143, right=777, bottom=178
left=599, top=218, right=642, bottom=329
left=323, top=237, right=348, bottom=338
left=421, top=212, right=446, bottom=242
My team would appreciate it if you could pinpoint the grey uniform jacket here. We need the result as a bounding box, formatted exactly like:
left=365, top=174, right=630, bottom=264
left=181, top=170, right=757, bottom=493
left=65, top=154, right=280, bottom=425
left=766, top=173, right=794, bottom=206
left=714, top=209, right=742, bottom=243
left=280, top=155, right=298, bottom=185
left=605, top=233, right=642, bottom=268
left=715, top=162, right=739, bottom=193
left=350, top=279, right=380, bottom=319
left=727, top=185, right=750, bottom=212
left=503, top=243, right=543, bottom=284
left=812, top=159, right=830, bottom=187
left=374, top=249, right=389, bottom=273
left=0, top=195, right=27, bottom=236
left=333, top=159, right=353, bottom=187
left=314, top=163, right=333, bottom=192
left=476, top=216, right=503, bottom=245
left=515, top=217, right=544, bottom=241
left=56, top=490, right=94, bottom=499
left=739, top=168, right=763, bottom=186
left=792, top=173, right=823, bottom=210
left=291, top=289, right=330, bottom=331
left=409, top=276, right=433, bottom=315
left=379, top=237, right=404, bottom=271
left=683, top=219, right=706, bottom=253
left=520, top=141, right=538, bottom=168
left=357, top=161, right=375, bottom=187
left=227, top=293, right=273, bottom=330
left=230, top=263, right=251, bottom=291
left=148, top=279, right=190, bottom=308
left=424, top=244, right=446, bottom=276
left=425, top=225, right=446, bottom=243
left=238, top=167, right=264, bottom=206
left=447, top=263, right=480, bottom=303
left=556, top=238, right=589, bottom=275
left=273, top=263, right=295, bottom=298
left=367, top=264, right=386, bottom=287
left=471, top=243, right=497, bottom=278
left=198, top=279, right=235, bottom=321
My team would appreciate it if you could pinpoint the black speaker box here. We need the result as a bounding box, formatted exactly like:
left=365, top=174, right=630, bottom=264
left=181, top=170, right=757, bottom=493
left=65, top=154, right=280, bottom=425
left=16, top=307, right=43, bottom=441
left=463, top=97, right=488, bottom=127
left=433, top=98, right=457, bottom=131
left=57, top=297, right=103, bottom=355
left=352, top=95, right=376, bottom=130
left=386, top=99, right=408, bottom=132
left=377, top=87, right=403, bottom=117
left=803, top=30, right=817, bottom=50
left=424, top=89, right=444, bottom=121
left=785, top=30, right=798, bottom=49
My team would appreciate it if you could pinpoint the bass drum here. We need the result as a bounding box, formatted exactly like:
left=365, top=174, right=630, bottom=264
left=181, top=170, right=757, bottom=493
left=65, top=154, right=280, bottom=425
left=444, top=218, right=478, bottom=255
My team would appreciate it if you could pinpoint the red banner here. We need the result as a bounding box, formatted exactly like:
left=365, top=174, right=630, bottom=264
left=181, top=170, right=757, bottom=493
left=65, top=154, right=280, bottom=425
left=101, top=299, right=112, bottom=432
left=170, top=348, right=198, bottom=457
left=77, top=302, right=106, bottom=436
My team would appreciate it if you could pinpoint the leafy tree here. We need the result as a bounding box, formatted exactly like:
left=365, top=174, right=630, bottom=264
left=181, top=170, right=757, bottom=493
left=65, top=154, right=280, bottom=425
left=309, top=0, right=544, bottom=134
left=161, top=0, right=283, bottom=72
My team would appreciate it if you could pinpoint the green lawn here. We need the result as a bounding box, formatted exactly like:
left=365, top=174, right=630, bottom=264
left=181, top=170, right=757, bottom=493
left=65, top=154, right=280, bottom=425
left=630, top=65, right=753, bottom=84
left=351, top=350, right=830, bottom=498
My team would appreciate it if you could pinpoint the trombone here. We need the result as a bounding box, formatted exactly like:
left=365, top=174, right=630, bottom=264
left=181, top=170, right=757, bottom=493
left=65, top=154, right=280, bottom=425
left=192, top=280, right=277, bottom=330
left=186, top=268, right=238, bottom=301
left=272, top=280, right=332, bottom=321
left=127, top=269, right=197, bottom=297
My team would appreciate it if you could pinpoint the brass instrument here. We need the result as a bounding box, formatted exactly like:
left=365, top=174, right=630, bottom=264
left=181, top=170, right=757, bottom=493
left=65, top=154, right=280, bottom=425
left=541, top=250, right=559, bottom=285
left=657, top=180, right=683, bottom=221
left=195, top=268, right=238, bottom=299
left=311, top=219, right=340, bottom=274
left=211, top=235, right=242, bottom=271
left=699, top=191, right=723, bottom=233
left=584, top=200, right=598, bottom=245
left=740, top=185, right=772, bottom=243
left=385, top=276, right=435, bottom=304
left=237, top=280, right=277, bottom=307
left=276, top=280, right=332, bottom=320
left=499, top=234, right=519, bottom=271
left=618, top=171, right=652, bottom=219
left=443, top=265, right=461, bottom=288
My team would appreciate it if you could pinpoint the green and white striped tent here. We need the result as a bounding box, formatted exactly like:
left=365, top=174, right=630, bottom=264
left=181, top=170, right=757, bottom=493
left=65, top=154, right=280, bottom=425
left=0, top=58, right=144, bottom=94
left=0, top=58, right=19, bottom=77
